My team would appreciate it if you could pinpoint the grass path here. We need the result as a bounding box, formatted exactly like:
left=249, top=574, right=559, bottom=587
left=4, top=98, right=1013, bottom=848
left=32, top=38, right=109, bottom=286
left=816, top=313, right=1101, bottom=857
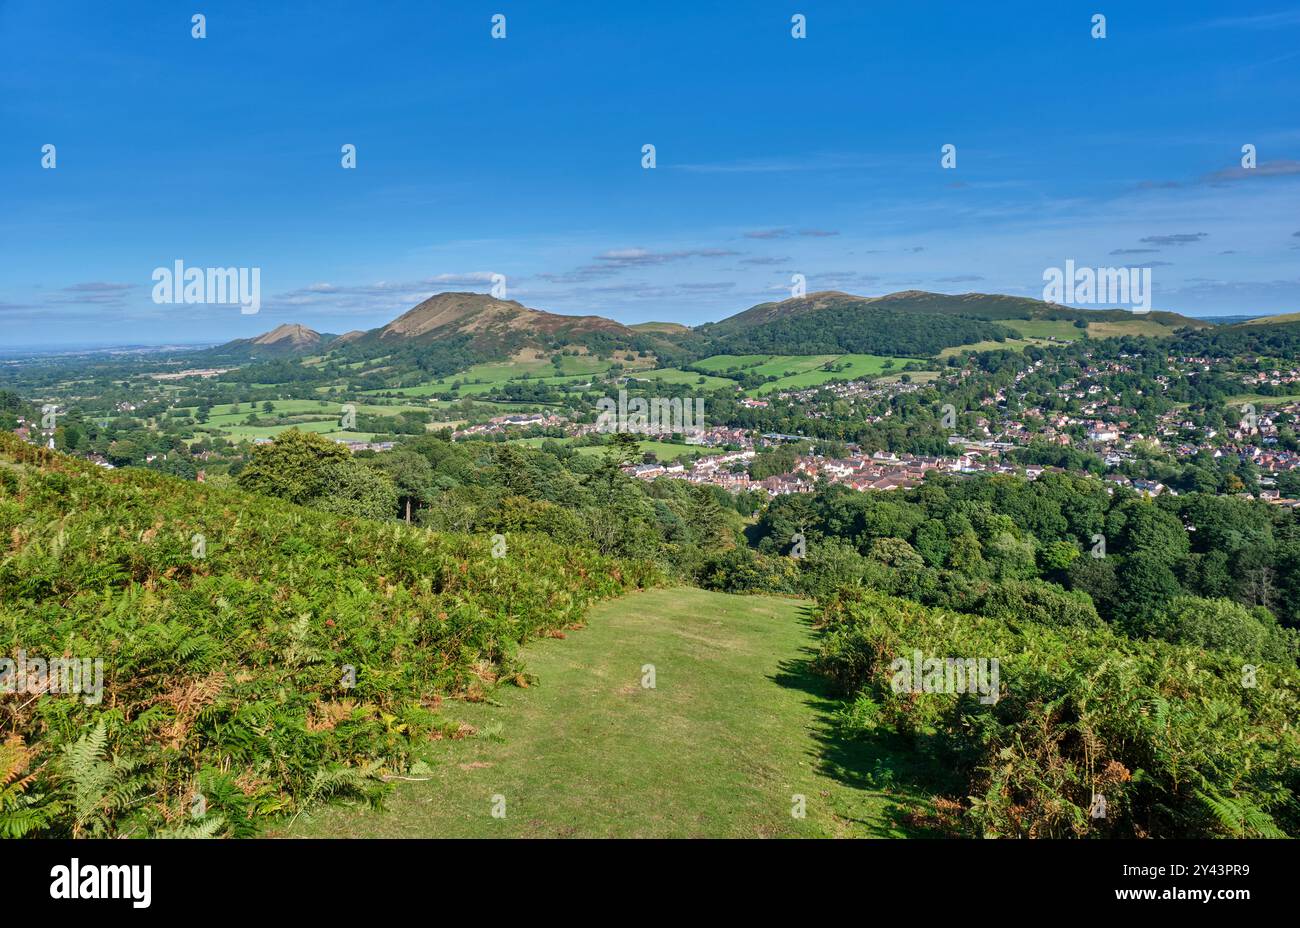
left=283, top=587, right=933, bottom=838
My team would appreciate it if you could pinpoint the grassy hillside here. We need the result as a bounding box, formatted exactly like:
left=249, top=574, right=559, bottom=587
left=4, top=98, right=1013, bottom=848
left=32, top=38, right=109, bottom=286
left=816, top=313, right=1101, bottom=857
left=629, top=321, right=693, bottom=336
left=1242, top=312, right=1300, bottom=326
left=287, top=588, right=937, bottom=838
left=0, top=434, right=656, bottom=837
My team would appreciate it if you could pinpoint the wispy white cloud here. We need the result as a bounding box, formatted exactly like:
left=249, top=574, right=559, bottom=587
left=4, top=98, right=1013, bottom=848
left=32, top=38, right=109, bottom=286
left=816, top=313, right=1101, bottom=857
left=1197, top=10, right=1300, bottom=29
left=675, top=153, right=881, bottom=174
left=1205, top=159, right=1300, bottom=183
left=1139, top=233, right=1208, bottom=246
left=744, top=228, right=840, bottom=239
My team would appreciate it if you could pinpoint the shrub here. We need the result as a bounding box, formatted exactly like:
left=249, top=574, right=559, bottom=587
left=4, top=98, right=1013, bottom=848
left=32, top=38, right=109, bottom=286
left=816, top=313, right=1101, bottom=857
left=980, top=578, right=1101, bottom=629
left=696, top=545, right=798, bottom=594
left=1151, top=596, right=1298, bottom=665
left=236, top=428, right=349, bottom=504
left=797, top=539, right=866, bottom=601
left=813, top=586, right=1300, bottom=838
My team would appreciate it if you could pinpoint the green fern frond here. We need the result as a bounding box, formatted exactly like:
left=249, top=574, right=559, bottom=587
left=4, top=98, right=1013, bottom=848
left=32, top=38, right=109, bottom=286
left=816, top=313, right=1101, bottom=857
left=1196, top=788, right=1285, bottom=839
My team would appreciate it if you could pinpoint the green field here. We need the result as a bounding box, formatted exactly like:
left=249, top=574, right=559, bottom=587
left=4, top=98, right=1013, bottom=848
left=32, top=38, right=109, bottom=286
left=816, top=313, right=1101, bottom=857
left=454, top=355, right=611, bottom=382
left=689, top=354, right=916, bottom=396
left=628, top=368, right=737, bottom=390
left=404, top=357, right=617, bottom=398
left=353, top=353, right=722, bottom=402
left=1004, top=319, right=1087, bottom=341
left=283, top=588, right=932, bottom=838
left=939, top=337, right=1039, bottom=358
left=453, top=373, right=600, bottom=396
left=746, top=355, right=841, bottom=377
left=353, top=357, right=613, bottom=398
left=692, top=354, right=779, bottom=373
left=1226, top=393, right=1300, bottom=406
left=209, top=422, right=378, bottom=442
left=510, top=436, right=707, bottom=462
left=686, top=354, right=844, bottom=379
left=359, top=382, right=452, bottom=397
left=1086, top=318, right=1178, bottom=338
left=944, top=317, right=1177, bottom=357
left=177, top=398, right=428, bottom=442
left=878, top=370, right=941, bottom=384
left=751, top=354, right=913, bottom=395
left=179, top=399, right=425, bottom=421
left=626, top=440, right=708, bottom=462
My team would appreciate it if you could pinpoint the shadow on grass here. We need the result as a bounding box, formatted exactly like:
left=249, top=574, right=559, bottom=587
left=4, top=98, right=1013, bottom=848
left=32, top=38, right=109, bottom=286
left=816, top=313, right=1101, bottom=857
left=771, top=610, right=961, bottom=837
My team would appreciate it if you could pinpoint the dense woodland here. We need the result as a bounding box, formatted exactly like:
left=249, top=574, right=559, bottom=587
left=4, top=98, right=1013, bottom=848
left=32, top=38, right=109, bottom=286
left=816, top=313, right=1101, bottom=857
left=705, top=306, right=1015, bottom=357
left=750, top=475, right=1300, bottom=652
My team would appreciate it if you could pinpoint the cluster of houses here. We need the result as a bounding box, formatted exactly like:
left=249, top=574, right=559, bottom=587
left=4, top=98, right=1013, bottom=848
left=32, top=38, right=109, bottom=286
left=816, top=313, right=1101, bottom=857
left=624, top=446, right=1080, bottom=498
left=1103, top=474, right=1171, bottom=496
left=1238, top=366, right=1300, bottom=389
left=684, top=425, right=753, bottom=448
left=625, top=450, right=753, bottom=489
left=955, top=354, right=1300, bottom=475
left=10, top=418, right=55, bottom=452
left=770, top=377, right=921, bottom=412
left=454, top=411, right=567, bottom=438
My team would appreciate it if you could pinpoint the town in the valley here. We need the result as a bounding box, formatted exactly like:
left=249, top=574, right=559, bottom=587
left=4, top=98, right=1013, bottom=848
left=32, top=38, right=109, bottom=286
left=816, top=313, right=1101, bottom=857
left=11, top=333, right=1300, bottom=509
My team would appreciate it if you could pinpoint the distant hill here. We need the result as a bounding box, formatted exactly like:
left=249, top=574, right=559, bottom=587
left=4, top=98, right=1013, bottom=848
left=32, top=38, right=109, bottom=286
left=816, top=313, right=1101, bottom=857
left=362, top=292, right=633, bottom=346
left=701, top=290, right=868, bottom=336
left=1168, top=311, right=1300, bottom=358
left=352, top=292, right=685, bottom=373
left=208, top=323, right=331, bottom=358
left=312, top=292, right=698, bottom=378
left=689, top=290, right=1214, bottom=359
left=211, top=295, right=642, bottom=363
left=864, top=290, right=1206, bottom=330
left=1197, top=315, right=1259, bottom=326
left=1241, top=312, right=1300, bottom=326
left=701, top=290, right=1033, bottom=335
left=200, top=288, right=1218, bottom=374
left=704, top=290, right=1208, bottom=337
left=630, top=321, right=693, bottom=336
left=700, top=293, right=1016, bottom=358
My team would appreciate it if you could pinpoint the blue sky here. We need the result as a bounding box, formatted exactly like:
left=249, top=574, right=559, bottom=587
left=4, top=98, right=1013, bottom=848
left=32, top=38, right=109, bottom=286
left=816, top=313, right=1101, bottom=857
left=2, top=1, right=1299, bottom=347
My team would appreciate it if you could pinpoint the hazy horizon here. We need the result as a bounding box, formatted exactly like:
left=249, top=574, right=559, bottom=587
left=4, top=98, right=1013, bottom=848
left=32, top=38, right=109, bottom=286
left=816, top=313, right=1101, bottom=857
left=0, top=285, right=1293, bottom=357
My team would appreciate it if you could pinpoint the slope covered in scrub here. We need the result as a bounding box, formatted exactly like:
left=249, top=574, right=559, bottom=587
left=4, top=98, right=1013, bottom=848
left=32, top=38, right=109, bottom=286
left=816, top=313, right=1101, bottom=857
left=0, top=434, right=656, bottom=837
left=813, top=586, right=1300, bottom=838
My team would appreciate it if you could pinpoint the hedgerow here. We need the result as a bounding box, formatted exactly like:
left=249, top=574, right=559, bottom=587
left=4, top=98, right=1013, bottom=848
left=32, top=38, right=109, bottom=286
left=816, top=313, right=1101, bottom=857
left=813, top=586, right=1300, bottom=838
left=0, top=434, right=657, bottom=836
